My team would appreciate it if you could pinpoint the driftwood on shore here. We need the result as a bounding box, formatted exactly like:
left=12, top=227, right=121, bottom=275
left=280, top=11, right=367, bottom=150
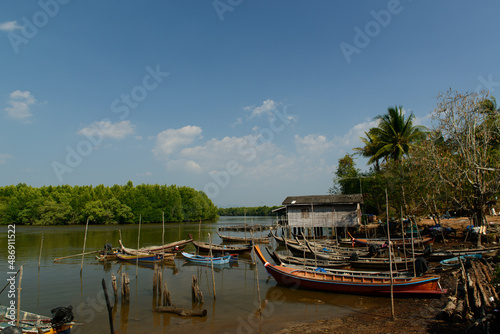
left=439, top=258, right=498, bottom=329
left=154, top=306, right=207, bottom=317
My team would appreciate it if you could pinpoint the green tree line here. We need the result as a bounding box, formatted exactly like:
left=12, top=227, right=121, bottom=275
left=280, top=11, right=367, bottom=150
left=0, top=181, right=218, bottom=225
left=218, top=206, right=280, bottom=216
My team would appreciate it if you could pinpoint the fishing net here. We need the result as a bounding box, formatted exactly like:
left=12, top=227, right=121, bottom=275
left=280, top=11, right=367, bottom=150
left=50, top=305, right=74, bottom=327
left=0, top=326, right=23, bottom=334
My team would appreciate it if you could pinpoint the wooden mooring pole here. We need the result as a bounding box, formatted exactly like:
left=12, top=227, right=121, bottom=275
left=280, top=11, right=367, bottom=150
left=208, top=233, right=216, bottom=300
left=111, top=273, right=118, bottom=302
left=16, top=265, right=23, bottom=327
left=80, top=218, right=89, bottom=275
left=121, top=272, right=130, bottom=303
left=38, top=233, right=44, bottom=271
left=102, top=278, right=115, bottom=334
left=192, top=275, right=204, bottom=304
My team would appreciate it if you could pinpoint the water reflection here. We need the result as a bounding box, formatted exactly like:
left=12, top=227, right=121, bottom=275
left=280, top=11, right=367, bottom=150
left=0, top=217, right=377, bottom=333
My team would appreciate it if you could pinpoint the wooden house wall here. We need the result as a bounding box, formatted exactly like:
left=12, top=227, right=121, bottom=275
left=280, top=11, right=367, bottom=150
left=287, top=204, right=360, bottom=227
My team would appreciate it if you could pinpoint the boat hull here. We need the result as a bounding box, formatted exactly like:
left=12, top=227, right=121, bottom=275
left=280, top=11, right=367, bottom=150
left=181, top=252, right=232, bottom=265
left=116, top=253, right=164, bottom=263
left=254, top=245, right=446, bottom=297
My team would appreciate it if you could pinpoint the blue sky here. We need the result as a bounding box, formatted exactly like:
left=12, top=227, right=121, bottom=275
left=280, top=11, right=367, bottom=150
left=1, top=1, right=499, bottom=207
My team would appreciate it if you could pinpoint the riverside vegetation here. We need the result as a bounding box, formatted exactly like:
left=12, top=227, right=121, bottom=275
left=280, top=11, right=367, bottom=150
left=0, top=181, right=218, bottom=225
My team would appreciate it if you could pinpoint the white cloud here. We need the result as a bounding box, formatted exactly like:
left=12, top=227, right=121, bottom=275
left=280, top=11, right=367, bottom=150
left=245, top=99, right=279, bottom=119
left=4, top=90, right=37, bottom=121
left=295, top=134, right=334, bottom=155
left=77, top=120, right=135, bottom=139
left=153, top=125, right=202, bottom=157
left=0, top=153, right=13, bottom=164
left=166, top=159, right=202, bottom=174
left=0, top=21, right=22, bottom=32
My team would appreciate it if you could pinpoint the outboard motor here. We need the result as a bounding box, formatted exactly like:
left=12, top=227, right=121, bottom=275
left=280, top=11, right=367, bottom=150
left=51, top=305, right=74, bottom=328
left=0, top=327, right=23, bottom=334
left=423, top=245, right=433, bottom=257
left=349, top=252, right=359, bottom=262
left=414, top=257, right=429, bottom=276
left=368, top=244, right=378, bottom=257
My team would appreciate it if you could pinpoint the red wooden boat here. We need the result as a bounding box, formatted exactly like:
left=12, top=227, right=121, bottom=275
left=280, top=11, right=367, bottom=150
left=254, top=245, right=446, bottom=297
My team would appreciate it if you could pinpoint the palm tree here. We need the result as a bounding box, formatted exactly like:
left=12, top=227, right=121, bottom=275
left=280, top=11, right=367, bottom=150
left=357, top=106, right=427, bottom=166
left=354, top=131, right=382, bottom=171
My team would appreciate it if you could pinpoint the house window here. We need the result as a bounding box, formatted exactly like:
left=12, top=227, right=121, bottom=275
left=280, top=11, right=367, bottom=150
left=301, top=208, right=309, bottom=218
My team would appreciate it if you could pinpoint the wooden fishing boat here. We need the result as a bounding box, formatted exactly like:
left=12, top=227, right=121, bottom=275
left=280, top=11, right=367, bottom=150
left=216, top=231, right=269, bottom=243
left=181, top=252, right=235, bottom=265
left=0, top=306, right=73, bottom=334
left=304, top=238, right=370, bottom=258
left=254, top=245, right=446, bottom=297
left=269, top=230, right=300, bottom=246
left=440, top=254, right=482, bottom=268
left=118, top=240, right=175, bottom=260
left=188, top=234, right=253, bottom=254
left=265, top=247, right=350, bottom=269
left=95, top=249, right=121, bottom=261
left=116, top=252, right=165, bottom=263
left=410, top=245, right=500, bottom=262
left=283, top=237, right=370, bottom=261
left=348, top=232, right=434, bottom=248
left=136, top=237, right=193, bottom=253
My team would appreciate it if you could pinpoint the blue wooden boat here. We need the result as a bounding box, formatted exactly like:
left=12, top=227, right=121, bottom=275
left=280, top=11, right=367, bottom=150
left=440, top=254, right=482, bottom=267
left=116, top=252, right=164, bottom=263
left=181, top=252, right=234, bottom=265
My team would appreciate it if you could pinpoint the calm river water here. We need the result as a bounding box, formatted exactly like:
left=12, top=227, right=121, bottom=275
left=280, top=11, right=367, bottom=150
left=0, top=217, right=386, bottom=333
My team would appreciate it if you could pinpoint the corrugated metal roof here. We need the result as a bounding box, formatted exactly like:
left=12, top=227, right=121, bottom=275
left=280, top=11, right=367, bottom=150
left=282, top=194, right=363, bottom=205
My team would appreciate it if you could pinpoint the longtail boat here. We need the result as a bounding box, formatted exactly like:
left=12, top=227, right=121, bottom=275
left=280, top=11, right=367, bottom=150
left=269, top=230, right=300, bottom=246
left=440, top=254, right=482, bottom=268
left=254, top=245, right=446, bottom=297
left=118, top=240, right=174, bottom=261
left=409, top=245, right=500, bottom=262
left=136, top=237, right=193, bottom=253
left=116, top=252, right=165, bottom=263
left=216, top=231, right=269, bottom=243
left=181, top=252, right=236, bottom=265
left=0, top=305, right=73, bottom=334
left=348, top=232, right=434, bottom=248
left=189, top=234, right=252, bottom=254
left=265, top=247, right=350, bottom=269
left=95, top=247, right=122, bottom=261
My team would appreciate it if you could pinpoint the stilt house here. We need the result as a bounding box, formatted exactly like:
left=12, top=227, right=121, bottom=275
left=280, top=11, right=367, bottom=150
left=273, top=194, right=363, bottom=237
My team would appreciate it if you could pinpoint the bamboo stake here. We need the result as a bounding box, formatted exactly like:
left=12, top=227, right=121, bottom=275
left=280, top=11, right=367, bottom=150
left=136, top=214, right=141, bottom=279
left=81, top=218, right=89, bottom=274
left=251, top=223, right=262, bottom=315
left=386, top=189, right=395, bottom=319
left=16, top=265, right=23, bottom=327
left=38, top=233, right=44, bottom=271
left=401, top=207, right=408, bottom=271
left=411, top=218, right=416, bottom=276
left=208, top=233, right=216, bottom=300
left=162, top=212, right=165, bottom=262
left=54, top=250, right=99, bottom=262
